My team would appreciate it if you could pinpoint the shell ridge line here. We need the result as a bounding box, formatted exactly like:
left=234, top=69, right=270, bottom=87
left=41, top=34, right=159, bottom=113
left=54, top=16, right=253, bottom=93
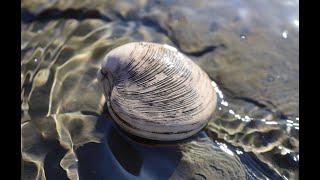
left=125, top=44, right=152, bottom=79
left=109, top=102, right=205, bottom=134
left=129, top=46, right=161, bottom=82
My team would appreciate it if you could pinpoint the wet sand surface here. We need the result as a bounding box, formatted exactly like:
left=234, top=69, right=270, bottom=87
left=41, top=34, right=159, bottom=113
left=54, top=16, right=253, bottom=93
left=21, top=0, right=299, bottom=179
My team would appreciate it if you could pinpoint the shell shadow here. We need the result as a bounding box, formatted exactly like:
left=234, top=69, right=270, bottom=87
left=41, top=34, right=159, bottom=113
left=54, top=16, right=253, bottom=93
left=76, top=108, right=183, bottom=179
left=43, top=140, right=69, bottom=180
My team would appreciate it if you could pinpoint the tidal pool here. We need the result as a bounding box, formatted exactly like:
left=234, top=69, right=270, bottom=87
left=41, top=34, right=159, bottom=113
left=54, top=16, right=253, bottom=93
left=21, top=0, right=299, bottom=179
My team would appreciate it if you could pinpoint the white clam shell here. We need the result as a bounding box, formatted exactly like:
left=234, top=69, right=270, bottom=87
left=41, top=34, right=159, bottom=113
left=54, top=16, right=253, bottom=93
left=99, top=42, right=217, bottom=141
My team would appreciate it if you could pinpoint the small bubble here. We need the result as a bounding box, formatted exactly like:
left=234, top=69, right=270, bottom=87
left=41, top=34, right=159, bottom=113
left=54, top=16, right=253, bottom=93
left=240, top=35, right=246, bottom=40
left=282, top=31, right=288, bottom=39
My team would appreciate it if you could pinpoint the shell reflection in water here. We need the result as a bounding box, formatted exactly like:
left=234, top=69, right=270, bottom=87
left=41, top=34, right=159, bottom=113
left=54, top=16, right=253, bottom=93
left=98, top=42, right=217, bottom=141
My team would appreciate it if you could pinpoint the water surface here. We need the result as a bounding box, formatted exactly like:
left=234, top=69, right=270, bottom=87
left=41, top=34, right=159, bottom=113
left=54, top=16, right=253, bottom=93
left=21, top=0, right=299, bottom=179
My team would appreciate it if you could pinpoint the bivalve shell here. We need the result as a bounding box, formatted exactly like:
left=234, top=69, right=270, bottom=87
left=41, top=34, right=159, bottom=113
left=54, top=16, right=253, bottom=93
left=98, top=42, right=217, bottom=141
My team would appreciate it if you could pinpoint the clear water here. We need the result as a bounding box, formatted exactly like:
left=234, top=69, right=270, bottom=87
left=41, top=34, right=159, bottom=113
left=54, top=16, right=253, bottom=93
left=21, top=0, right=299, bottom=179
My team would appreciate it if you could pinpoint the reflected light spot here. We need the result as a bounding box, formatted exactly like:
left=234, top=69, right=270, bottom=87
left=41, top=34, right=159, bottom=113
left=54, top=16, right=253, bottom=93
left=163, top=44, right=178, bottom=52
left=236, top=149, right=243, bottom=155
left=286, top=120, right=293, bottom=123
left=282, top=31, right=288, bottom=39
left=293, top=19, right=299, bottom=27
left=265, top=121, right=278, bottom=125
left=221, top=100, right=228, bottom=106
left=229, top=110, right=235, bottom=115
left=216, top=141, right=234, bottom=156
left=280, top=147, right=291, bottom=155
left=211, top=81, right=217, bottom=87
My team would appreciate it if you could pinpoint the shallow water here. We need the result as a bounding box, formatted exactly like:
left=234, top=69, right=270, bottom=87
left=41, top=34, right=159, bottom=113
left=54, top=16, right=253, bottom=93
left=21, top=0, right=299, bottom=179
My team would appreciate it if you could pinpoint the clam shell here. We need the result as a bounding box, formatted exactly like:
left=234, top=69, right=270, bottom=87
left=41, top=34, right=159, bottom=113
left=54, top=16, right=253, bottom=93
left=99, top=42, right=217, bottom=141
